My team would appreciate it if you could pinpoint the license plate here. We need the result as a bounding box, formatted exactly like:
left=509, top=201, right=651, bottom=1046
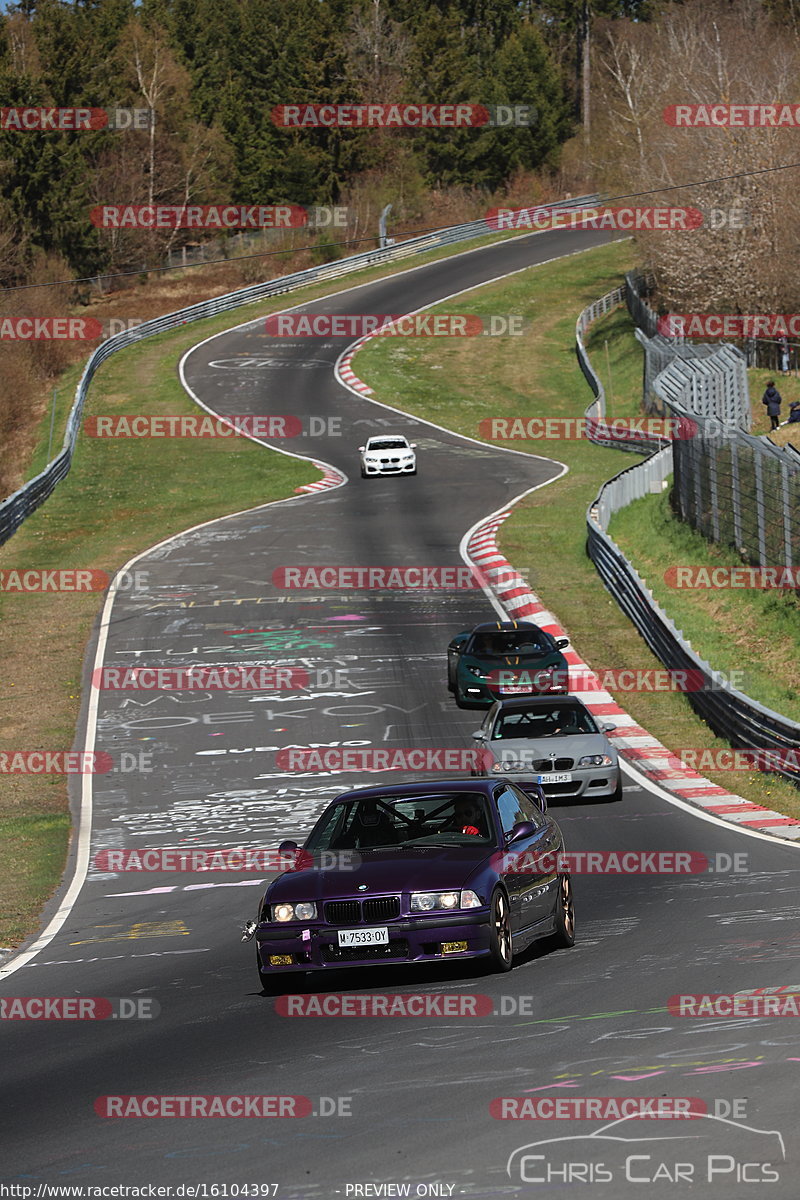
left=337, top=926, right=389, bottom=948
left=537, top=773, right=572, bottom=784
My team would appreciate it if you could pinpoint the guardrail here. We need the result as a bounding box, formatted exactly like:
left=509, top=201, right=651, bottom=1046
left=0, top=195, right=599, bottom=548
left=576, top=285, right=667, bottom=455
left=581, top=287, right=800, bottom=786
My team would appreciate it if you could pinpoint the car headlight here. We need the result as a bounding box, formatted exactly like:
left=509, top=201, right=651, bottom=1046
left=465, top=664, right=487, bottom=678
left=578, top=754, right=614, bottom=767
left=271, top=901, right=317, bottom=922
left=492, top=759, right=529, bottom=773
left=364, top=455, right=379, bottom=463
left=410, top=889, right=481, bottom=912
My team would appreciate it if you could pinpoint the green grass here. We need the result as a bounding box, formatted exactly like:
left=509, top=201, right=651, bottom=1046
left=608, top=491, right=800, bottom=721
left=0, top=813, right=70, bottom=948
left=584, top=304, right=643, bottom=419
left=353, top=237, right=800, bottom=818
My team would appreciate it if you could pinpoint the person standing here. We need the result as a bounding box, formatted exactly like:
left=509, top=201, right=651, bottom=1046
left=762, top=380, right=782, bottom=430
left=779, top=336, right=790, bottom=375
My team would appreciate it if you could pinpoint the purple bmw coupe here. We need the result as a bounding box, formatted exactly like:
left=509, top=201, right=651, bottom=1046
left=252, top=777, right=574, bottom=988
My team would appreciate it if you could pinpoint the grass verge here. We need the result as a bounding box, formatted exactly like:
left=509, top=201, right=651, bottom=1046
left=353, top=237, right=800, bottom=819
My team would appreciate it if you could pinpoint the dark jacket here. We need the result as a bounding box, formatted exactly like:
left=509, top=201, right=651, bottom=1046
left=789, top=403, right=800, bottom=424
left=762, top=385, right=782, bottom=416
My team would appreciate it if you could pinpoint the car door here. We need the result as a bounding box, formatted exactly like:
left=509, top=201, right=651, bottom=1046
left=493, top=783, right=561, bottom=938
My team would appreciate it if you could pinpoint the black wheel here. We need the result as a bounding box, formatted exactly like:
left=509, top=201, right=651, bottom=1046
left=611, top=774, right=623, bottom=802
left=488, top=888, right=514, bottom=972
left=551, top=874, right=576, bottom=948
left=360, top=468, right=367, bottom=478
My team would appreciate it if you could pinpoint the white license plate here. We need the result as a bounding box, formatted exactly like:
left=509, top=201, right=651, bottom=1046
left=537, top=773, right=572, bottom=784
left=337, top=926, right=389, bottom=948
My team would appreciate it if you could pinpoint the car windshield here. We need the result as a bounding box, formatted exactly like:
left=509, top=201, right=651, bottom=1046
left=366, top=438, right=409, bottom=450
left=492, top=706, right=598, bottom=739
left=304, top=793, right=495, bottom=851
left=468, top=631, right=551, bottom=658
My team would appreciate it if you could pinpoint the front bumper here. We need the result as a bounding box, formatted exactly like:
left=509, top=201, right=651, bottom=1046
left=456, top=678, right=569, bottom=709
left=256, top=909, right=491, bottom=972
left=484, top=766, right=620, bottom=799
left=363, top=459, right=416, bottom=475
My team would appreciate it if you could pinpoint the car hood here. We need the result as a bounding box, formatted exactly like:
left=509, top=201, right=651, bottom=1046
left=486, top=733, right=616, bottom=762
left=266, top=845, right=492, bottom=901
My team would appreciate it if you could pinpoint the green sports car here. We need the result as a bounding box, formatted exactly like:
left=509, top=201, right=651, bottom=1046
left=447, top=620, right=570, bottom=709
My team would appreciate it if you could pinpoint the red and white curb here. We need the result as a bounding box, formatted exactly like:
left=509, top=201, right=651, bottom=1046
left=466, top=513, right=800, bottom=840
left=338, top=348, right=374, bottom=395
left=294, top=460, right=347, bottom=494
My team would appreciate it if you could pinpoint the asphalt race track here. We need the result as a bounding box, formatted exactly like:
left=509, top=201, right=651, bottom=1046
left=2, top=227, right=799, bottom=1197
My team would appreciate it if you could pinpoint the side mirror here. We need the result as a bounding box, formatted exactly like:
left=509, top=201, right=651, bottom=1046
left=357, top=446, right=365, bottom=452
left=278, top=839, right=299, bottom=851
left=410, top=443, right=417, bottom=449
left=555, top=638, right=570, bottom=649
left=506, top=820, right=537, bottom=844
left=601, top=722, right=616, bottom=733
left=471, top=730, right=484, bottom=740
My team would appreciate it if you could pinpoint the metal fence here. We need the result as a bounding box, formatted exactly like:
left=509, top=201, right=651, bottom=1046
left=0, top=195, right=598, bottom=548
left=587, top=477, right=800, bottom=785
left=624, top=271, right=800, bottom=573
left=575, top=285, right=667, bottom=455
left=667, top=405, right=800, bottom=571
left=581, top=287, right=800, bottom=786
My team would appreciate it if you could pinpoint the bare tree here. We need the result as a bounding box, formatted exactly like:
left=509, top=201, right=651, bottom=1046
left=591, top=1, right=800, bottom=312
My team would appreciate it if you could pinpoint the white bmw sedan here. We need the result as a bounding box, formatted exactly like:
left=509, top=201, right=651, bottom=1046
left=358, top=434, right=417, bottom=477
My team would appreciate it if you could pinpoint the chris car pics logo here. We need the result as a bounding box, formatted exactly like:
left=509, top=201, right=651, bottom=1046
left=506, top=1113, right=785, bottom=1185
